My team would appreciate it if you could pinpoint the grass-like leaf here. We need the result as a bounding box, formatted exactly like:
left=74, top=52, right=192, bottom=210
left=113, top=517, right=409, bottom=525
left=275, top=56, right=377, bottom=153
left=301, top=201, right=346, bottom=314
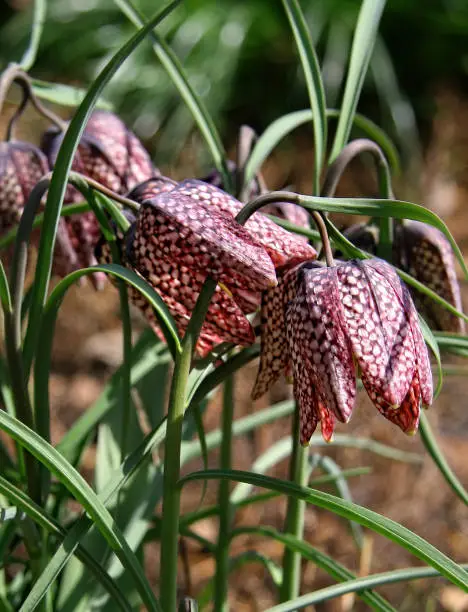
left=329, top=0, right=386, bottom=160
left=281, top=0, right=327, bottom=195
left=114, top=0, right=232, bottom=190
left=179, top=469, right=468, bottom=592
left=244, top=108, right=399, bottom=189
left=19, top=0, right=46, bottom=71
left=30, top=79, right=113, bottom=109
left=0, top=411, right=162, bottom=611
left=232, top=526, right=395, bottom=611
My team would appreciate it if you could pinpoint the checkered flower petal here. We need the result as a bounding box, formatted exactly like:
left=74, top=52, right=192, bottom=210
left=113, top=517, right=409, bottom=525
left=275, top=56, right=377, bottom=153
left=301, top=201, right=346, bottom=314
left=131, top=184, right=277, bottom=293
left=180, top=179, right=316, bottom=268
left=251, top=265, right=299, bottom=400
left=337, top=259, right=417, bottom=409
left=285, top=291, right=336, bottom=444
left=127, top=176, right=178, bottom=204
left=42, top=110, right=156, bottom=195
left=365, top=257, right=433, bottom=406
left=374, top=372, right=421, bottom=434
left=300, top=264, right=357, bottom=423
left=396, top=220, right=465, bottom=333
left=0, top=141, right=49, bottom=235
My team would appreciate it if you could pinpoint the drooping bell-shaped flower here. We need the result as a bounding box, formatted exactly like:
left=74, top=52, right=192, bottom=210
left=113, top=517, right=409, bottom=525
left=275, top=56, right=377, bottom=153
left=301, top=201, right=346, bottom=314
left=395, top=220, right=465, bottom=333
left=42, top=110, right=157, bottom=283
left=122, top=179, right=316, bottom=356
left=253, top=257, right=433, bottom=445
left=0, top=141, right=49, bottom=235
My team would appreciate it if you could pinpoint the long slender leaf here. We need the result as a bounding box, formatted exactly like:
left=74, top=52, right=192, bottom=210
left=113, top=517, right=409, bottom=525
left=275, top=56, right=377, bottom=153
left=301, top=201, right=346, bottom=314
left=22, top=0, right=181, bottom=377
left=244, top=108, right=399, bottom=189
left=330, top=0, right=386, bottom=160
left=30, top=79, right=113, bottom=110
left=179, top=469, right=468, bottom=591
left=0, top=477, right=131, bottom=612
left=419, top=412, right=468, bottom=506
left=232, top=526, right=395, bottom=612
left=281, top=0, right=327, bottom=195
left=0, top=411, right=162, bottom=611
left=19, top=0, right=46, bottom=71
left=265, top=564, right=468, bottom=611
left=114, top=0, right=231, bottom=190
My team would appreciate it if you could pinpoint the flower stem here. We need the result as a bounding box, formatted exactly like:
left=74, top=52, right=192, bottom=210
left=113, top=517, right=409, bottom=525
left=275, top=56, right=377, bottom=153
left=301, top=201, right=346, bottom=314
left=280, top=408, right=308, bottom=602
left=159, top=278, right=217, bottom=612
left=214, top=372, right=235, bottom=611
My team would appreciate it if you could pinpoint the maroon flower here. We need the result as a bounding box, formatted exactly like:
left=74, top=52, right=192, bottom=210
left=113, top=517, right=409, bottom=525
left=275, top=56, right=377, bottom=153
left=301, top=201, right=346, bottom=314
left=0, top=141, right=49, bottom=235
left=123, top=179, right=316, bottom=356
left=395, top=220, right=465, bottom=333
left=253, top=258, right=433, bottom=445
left=42, top=110, right=157, bottom=283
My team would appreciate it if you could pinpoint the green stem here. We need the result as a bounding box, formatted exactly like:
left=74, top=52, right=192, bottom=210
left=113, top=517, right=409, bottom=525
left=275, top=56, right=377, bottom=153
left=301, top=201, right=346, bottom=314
left=279, top=408, right=308, bottom=602
left=159, top=279, right=217, bottom=612
left=213, top=373, right=235, bottom=611
left=20, top=0, right=47, bottom=72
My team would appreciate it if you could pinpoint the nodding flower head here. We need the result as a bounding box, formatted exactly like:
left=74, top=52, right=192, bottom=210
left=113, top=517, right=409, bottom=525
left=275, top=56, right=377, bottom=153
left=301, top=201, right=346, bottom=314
left=42, top=110, right=158, bottom=285
left=253, top=257, right=433, bottom=445
left=395, top=220, right=465, bottom=334
left=107, top=178, right=316, bottom=357
left=0, top=141, right=48, bottom=236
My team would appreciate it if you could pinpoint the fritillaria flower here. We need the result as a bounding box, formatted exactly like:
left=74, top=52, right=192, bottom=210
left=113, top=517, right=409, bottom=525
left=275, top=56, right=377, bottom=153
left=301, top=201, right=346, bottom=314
left=341, top=220, right=465, bottom=334
left=42, top=110, right=157, bottom=283
left=0, top=141, right=49, bottom=235
left=115, top=178, right=316, bottom=356
left=253, top=257, right=433, bottom=445
left=395, top=220, right=465, bottom=333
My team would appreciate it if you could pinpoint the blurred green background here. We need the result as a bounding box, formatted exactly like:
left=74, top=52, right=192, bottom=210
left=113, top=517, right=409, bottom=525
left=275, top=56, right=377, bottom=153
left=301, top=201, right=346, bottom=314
left=1, top=0, right=468, bottom=169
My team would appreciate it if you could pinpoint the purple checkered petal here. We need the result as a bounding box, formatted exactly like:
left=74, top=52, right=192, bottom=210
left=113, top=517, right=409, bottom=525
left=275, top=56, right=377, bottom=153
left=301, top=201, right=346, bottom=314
left=251, top=265, right=299, bottom=400
left=180, top=179, right=316, bottom=268
left=132, top=186, right=277, bottom=293
left=364, top=257, right=433, bottom=406
left=337, top=259, right=417, bottom=408
left=396, top=220, right=465, bottom=333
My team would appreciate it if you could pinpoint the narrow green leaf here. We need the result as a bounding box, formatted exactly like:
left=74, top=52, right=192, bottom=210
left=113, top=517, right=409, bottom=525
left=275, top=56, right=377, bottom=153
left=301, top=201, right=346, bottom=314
left=179, top=469, right=468, bottom=592
left=0, top=259, right=12, bottom=314
left=31, top=79, right=113, bottom=109
left=0, top=411, right=162, bottom=611
left=419, top=412, right=468, bottom=506
left=315, top=455, right=364, bottom=549
left=244, top=108, right=399, bottom=190
left=418, top=316, right=443, bottom=398
left=330, top=0, right=386, bottom=160
left=114, top=0, right=231, bottom=190
left=23, top=0, right=182, bottom=377
left=232, top=526, right=395, bottom=612
left=281, top=0, right=327, bottom=194
left=265, top=563, right=468, bottom=612
left=0, top=479, right=131, bottom=612
left=19, top=0, right=46, bottom=71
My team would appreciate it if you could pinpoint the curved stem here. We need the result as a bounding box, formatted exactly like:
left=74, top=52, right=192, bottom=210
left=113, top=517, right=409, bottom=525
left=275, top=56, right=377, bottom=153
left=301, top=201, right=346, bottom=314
left=320, top=138, right=394, bottom=260
left=0, top=66, right=66, bottom=137
left=310, top=211, right=334, bottom=267
left=213, top=373, right=235, bottom=611
left=20, top=0, right=47, bottom=72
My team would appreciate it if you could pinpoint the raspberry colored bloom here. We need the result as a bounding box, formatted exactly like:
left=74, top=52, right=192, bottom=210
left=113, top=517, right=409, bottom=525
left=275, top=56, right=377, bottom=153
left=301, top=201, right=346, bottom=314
left=42, top=111, right=157, bottom=283
left=0, top=141, right=49, bottom=235
left=111, top=179, right=316, bottom=356
left=395, top=220, right=465, bottom=333
left=253, top=258, right=433, bottom=445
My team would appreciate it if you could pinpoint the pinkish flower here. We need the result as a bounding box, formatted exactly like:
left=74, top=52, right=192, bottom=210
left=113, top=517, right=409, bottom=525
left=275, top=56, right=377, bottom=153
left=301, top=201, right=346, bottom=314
left=395, top=220, right=465, bottom=334
left=42, top=111, right=157, bottom=284
left=116, top=179, right=316, bottom=356
left=253, top=258, right=433, bottom=445
left=0, top=141, right=49, bottom=236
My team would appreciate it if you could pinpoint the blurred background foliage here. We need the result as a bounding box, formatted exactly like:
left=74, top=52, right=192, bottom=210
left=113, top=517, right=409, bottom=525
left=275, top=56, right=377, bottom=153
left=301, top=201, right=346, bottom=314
left=0, top=0, right=468, bottom=170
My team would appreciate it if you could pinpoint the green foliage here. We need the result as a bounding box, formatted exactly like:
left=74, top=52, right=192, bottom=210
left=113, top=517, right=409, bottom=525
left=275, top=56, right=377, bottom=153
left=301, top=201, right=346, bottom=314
left=1, top=1, right=468, bottom=610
